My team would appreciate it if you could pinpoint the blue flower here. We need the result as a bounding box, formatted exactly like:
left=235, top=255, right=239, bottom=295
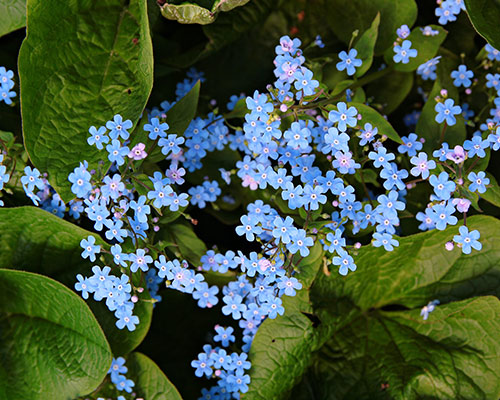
left=0, top=82, right=16, bottom=105
left=277, top=276, right=303, bottom=296
left=68, top=163, right=92, bottom=198
left=328, top=102, right=358, bottom=132
left=214, top=326, right=235, bottom=347
left=468, top=171, right=489, bottom=194
left=336, top=49, right=362, bottom=76
left=372, top=232, right=399, bottom=251
left=287, top=229, right=314, bottom=256
left=398, top=133, right=423, bottom=156
left=191, top=353, right=214, bottom=378
left=294, top=68, right=319, bottom=97
left=272, top=216, right=297, bottom=244
left=284, top=121, right=311, bottom=149
left=128, top=248, right=153, bottom=272
left=333, top=249, right=356, bottom=276
left=368, top=146, right=395, bottom=169
left=111, top=244, right=129, bottom=267
left=106, top=114, right=133, bottom=140
left=393, top=40, right=417, bottom=64
left=486, top=44, right=500, bottom=61
left=429, top=172, right=456, bottom=200
left=376, top=191, right=405, bottom=218
left=379, top=163, right=408, bottom=191
left=426, top=202, right=457, bottom=230
left=222, top=294, right=247, bottom=319
left=451, top=65, right=473, bottom=87
left=80, top=235, right=100, bottom=261
left=464, top=136, right=489, bottom=158
left=159, top=134, right=184, bottom=155
left=420, top=300, right=440, bottom=320
left=302, top=184, right=327, bottom=210
left=236, top=215, right=263, bottom=241
left=435, top=98, right=461, bottom=126
left=453, top=225, right=482, bottom=254
left=359, top=123, right=378, bottom=145
left=106, top=139, right=129, bottom=166
left=104, top=219, right=127, bottom=242
left=87, top=126, right=109, bottom=149
left=410, top=152, right=436, bottom=179
left=144, top=117, right=169, bottom=140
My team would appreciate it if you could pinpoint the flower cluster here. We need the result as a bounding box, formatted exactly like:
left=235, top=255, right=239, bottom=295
left=0, top=66, right=16, bottom=105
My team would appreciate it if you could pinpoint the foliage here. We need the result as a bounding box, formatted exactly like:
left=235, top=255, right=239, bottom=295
left=0, top=0, right=500, bottom=399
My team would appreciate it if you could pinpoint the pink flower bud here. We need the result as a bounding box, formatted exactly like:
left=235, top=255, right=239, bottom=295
left=445, top=241, right=454, bottom=251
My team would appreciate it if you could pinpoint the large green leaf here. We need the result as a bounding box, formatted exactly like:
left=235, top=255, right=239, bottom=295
left=247, top=215, right=500, bottom=399
left=126, top=352, right=183, bottom=400
left=0, top=206, right=153, bottom=355
left=385, top=25, right=447, bottom=72
left=366, top=71, right=414, bottom=114
left=350, top=102, right=403, bottom=144
left=19, top=0, right=154, bottom=202
left=415, top=51, right=466, bottom=152
left=464, top=0, right=500, bottom=50
left=481, top=173, right=500, bottom=208
left=354, top=13, right=380, bottom=77
left=295, top=296, right=500, bottom=400
left=327, top=0, right=417, bottom=54
left=246, top=290, right=322, bottom=400
left=0, top=0, right=26, bottom=38
left=0, top=269, right=112, bottom=400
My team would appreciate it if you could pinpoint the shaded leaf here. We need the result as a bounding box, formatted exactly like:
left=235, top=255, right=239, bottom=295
left=0, top=0, right=26, bottom=38
left=126, top=352, right=183, bottom=400
left=481, top=173, right=500, bottom=208
left=166, top=80, right=201, bottom=135
left=354, top=13, right=380, bottom=77
left=327, top=0, right=417, bottom=54
left=19, top=0, right=154, bottom=202
left=0, top=269, right=112, bottom=400
left=0, top=206, right=153, bottom=356
left=350, top=102, right=402, bottom=144
left=366, top=71, right=414, bottom=114
left=464, top=0, right=500, bottom=50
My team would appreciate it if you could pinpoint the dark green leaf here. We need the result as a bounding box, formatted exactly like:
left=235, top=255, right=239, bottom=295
left=327, top=0, right=417, bottom=54
left=481, top=173, right=500, bottom=208
left=385, top=25, right=447, bottom=72
left=0, top=269, right=112, bottom=400
left=214, top=0, right=250, bottom=12
left=0, top=0, right=25, bottom=38
left=0, top=206, right=153, bottom=355
left=415, top=51, right=466, bottom=151
left=350, top=102, right=402, bottom=144
left=302, top=296, right=500, bottom=400
left=166, top=80, right=200, bottom=135
left=354, top=13, right=380, bottom=77
left=19, top=0, right=154, bottom=202
left=464, top=0, right=500, bottom=50
left=294, top=241, right=324, bottom=289
left=161, top=222, right=207, bottom=267
left=126, top=352, right=183, bottom=400
left=245, top=291, right=322, bottom=400
left=366, top=71, right=414, bottom=114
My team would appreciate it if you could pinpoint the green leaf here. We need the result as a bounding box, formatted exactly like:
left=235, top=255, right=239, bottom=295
left=366, top=71, right=414, bottom=114
left=350, top=102, right=403, bottom=144
left=0, top=269, right=112, bottom=400
left=481, top=173, right=500, bottom=208
left=166, top=80, right=200, bottom=135
left=300, top=296, right=500, bottom=400
left=321, top=215, right=500, bottom=310
left=0, top=206, right=153, bottom=355
left=354, top=13, right=380, bottom=77
left=293, top=241, right=324, bottom=289
left=464, top=0, right=500, bottom=50
left=385, top=25, right=447, bottom=72
left=213, top=0, right=250, bottom=12
left=327, top=0, right=417, bottom=54
left=160, top=3, right=215, bottom=24
left=161, top=222, right=207, bottom=267
left=247, top=215, right=500, bottom=399
left=245, top=291, right=322, bottom=400
left=0, top=0, right=26, bottom=38
left=126, top=352, right=183, bottom=400
left=415, top=51, right=466, bottom=151
left=19, top=0, right=154, bottom=202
